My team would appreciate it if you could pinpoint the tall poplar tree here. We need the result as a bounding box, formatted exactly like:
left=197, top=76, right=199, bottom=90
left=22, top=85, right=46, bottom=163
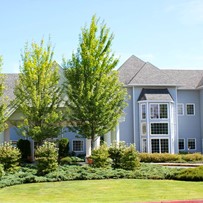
left=63, top=15, right=127, bottom=150
left=0, top=56, right=6, bottom=132
left=14, top=39, right=63, bottom=143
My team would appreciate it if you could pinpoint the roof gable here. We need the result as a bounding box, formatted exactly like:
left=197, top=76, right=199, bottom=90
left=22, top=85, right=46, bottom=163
left=118, top=55, right=145, bottom=85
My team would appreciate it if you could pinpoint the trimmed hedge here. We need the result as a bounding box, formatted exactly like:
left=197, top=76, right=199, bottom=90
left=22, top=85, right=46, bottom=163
left=139, top=153, right=203, bottom=163
left=60, top=156, right=84, bottom=165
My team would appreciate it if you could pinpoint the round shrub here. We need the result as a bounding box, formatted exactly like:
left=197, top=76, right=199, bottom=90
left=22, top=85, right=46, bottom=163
left=0, top=142, right=21, bottom=173
left=91, top=144, right=111, bottom=168
left=108, top=141, right=126, bottom=169
left=120, top=144, right=140, bottom=170
left=35, top=142, right=58, bottom=175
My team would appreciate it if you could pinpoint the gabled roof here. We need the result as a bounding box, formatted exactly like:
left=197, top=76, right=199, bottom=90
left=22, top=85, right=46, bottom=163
left=128, top=62, right=178, bottom=86
left=118, top=55, right=203, bottom=89
left=118, top=55, right=146, bottom=84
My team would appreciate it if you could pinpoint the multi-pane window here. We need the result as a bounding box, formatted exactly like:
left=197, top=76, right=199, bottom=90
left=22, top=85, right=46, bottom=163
left=151, top=123, right=168, bottom=135
left=178, top=104, right=184, bottom=115
left=141, top=123, right=146, bottom=135
left=73, top=140, right=84, bottom=152
left=179, top=139, right=185, bottom=150
left=188, top=138, right=196, bottom=150
left=186, top=104, right=195, bottom=115
left=141, top=104, right=146, bottom=119
left=151, top=139, right=169, bottom=153
left=150, top=104, right=168, bottom=119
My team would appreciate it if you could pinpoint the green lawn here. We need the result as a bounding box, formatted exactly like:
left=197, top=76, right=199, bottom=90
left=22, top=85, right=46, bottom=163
left=0, top=179, right=202, bottom=203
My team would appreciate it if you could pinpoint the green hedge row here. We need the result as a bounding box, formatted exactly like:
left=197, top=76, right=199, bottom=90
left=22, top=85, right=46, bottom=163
left=139, top=153, right=203, bottom=163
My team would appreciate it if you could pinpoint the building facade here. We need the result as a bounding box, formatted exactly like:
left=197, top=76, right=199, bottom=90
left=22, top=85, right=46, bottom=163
left=1, top=55, right=203, bottom=154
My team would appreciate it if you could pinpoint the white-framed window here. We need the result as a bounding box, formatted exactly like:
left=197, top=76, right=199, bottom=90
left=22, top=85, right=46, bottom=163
left=72, top=140, right=84, bottom=152
left=142, top=138, right=147, bottom=152
left=151, top=138, right=169, bottom=153
left=150, top=103, right=168, bottom=119
left=141, top=122, right=147, bottom=135
left=141, top=104, right=146, bottom=119
left=186, top=104, right=195, bottom=115
left=178, top=103, right=184, bottom=116
left=178, top=138, right=185, bottom=150
left=150, top=122, right=168, bottom=135
left=187, top=138, right=196, bottom=150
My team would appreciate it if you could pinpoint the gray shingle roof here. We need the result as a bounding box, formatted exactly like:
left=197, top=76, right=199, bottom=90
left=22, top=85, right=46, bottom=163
left=162, top=70, right=203, bottom=89
left=3, top=74, right=19, bottom=104
left=119, top=55, right=203, bottom=89
left=138, top=88, right=174, bottom=101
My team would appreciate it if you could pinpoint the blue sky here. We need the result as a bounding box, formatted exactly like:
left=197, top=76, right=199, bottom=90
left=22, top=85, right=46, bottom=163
left=1, top=0, right=203, bottom=73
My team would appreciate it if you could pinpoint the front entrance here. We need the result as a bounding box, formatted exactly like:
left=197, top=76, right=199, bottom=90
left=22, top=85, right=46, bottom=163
left=151, top=138, right=169, bottom=153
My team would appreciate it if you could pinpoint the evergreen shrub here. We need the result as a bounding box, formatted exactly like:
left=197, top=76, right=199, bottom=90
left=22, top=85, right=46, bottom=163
left=91, top=144, right=111, bottom=168
left=35, top=142, right=58, bottom=175
left=0, top=164, right=5, bottom=178
left=0, top=142, right=21, bottom=172
left=120, top=144, right=140, bottom=170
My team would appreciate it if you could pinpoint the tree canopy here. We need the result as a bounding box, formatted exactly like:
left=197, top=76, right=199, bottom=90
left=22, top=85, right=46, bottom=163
left=63, top=15, right=127, bottom=149
left=0, top=56, right=6, bottom=132
left=14, top=39, right=64, bottom=143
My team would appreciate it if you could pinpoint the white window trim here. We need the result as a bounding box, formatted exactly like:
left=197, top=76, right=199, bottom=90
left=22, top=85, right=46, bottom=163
left=141, top=138, right=147, bottom=153
left=150, top=138, right=170, bottom=153
left=186, top=103, right=195, bottom=116
left=178, top=103, right=184, bottom=116
left=150, top=103, right=169, bottom=120
left=150, top=122, right=169, bottom=136
left=140, top=103, right=146, bottom=120
left=187, top=138, right=196, bottom=150
left=72, top=139, right=84, bottom=152
left=178, top=138, right=185, bottom=150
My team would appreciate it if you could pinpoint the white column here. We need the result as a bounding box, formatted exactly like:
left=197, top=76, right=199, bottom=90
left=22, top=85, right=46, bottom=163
left=116, top=124, right=120, bottom=143
left=93, top=136, right=100, bottom=149
left=104, top=132, right=111, bottom=146
left=86, top=138, right=91, bottom=157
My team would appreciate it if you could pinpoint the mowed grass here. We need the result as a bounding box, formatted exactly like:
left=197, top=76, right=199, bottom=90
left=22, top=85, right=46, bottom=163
left=0, top=179, right=203, bottom=203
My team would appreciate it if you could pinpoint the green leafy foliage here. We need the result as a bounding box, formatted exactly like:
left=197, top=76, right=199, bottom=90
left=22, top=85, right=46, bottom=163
left=14, top=39, right=63, bottom=143
left=173, top=166, right=203, bottom=181
left=60, top=156, right=83, bottom=165
left=17, top=139, right=31, bottom=161
left=120, top=144, right=140, bottom=170
left=0, top=164, right=5, bottom=178
left=108, top=141, right=126, bottom=169
left=0, top=56, right=7, bottom=132
left=35, top=142, right=58, bottom=175
left=139, top=153, right=203, bottom=163
left=58, top=138, right=69, bottom=158
left=91, top=144, right=111, bottom=168
left=0, top=142, right=21, bottom=173
left=63, top=15, right=128, bottom=149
